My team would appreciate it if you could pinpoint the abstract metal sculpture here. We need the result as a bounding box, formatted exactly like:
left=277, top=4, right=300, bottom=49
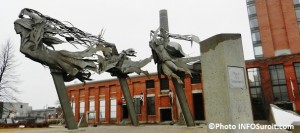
left=97, top=42, right=151, bottom=78
left=15, top=8, right=151, bottom=82
left=14, top=8, right=150, bottom=128
left=96, top=41, right=151, bottom=126
left=14, top=8, right=104, bottom=82
left=149, top=9, right=200, bottom=127
left=149, top=28, right=200, bottom=84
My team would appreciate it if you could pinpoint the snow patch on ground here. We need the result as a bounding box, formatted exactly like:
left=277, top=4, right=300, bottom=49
left=271, top=104, right=300, bottom=125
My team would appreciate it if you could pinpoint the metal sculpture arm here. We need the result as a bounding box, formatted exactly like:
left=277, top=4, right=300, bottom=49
left=149, top=27, right=200, bottom=84
left=151, top=28, right=200, bottom=45
left=169, top=34, right=200, bottom=45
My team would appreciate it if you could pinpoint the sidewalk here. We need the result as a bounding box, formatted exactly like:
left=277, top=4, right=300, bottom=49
left=0, top=125, right=291, bottom=133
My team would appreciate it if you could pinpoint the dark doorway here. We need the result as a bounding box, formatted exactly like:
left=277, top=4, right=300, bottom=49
left=251, top=97, right=267, bottom=120
left=122, top=105, right=128, bottom=119
left=160, top=108, right=172, bottom=121
left=193, top=93, right=205, bottom=120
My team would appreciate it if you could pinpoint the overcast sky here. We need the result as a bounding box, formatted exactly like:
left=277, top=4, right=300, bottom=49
left=0, top=0, right=253, bottom=109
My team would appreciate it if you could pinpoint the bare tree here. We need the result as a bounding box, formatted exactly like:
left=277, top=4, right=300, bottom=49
left=0, top=40, right=20, bottom=116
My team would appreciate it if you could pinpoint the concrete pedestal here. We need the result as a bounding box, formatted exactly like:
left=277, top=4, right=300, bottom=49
left=201, top=34, right=253, bottom=133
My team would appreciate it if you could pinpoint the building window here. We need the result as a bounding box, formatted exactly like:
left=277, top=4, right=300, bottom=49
left=269, top=64, right=289, bottom=101
left=70, top=100, right=75, bottom=114
left=247, top=4, right=257, bottom=16
left=79, top=101, right=85, bottom=117
left=249, top=18, right=258, bottom=29
left=250, top=87, right=262, bottom=98
left=295, top=9, right=300, bottom=31
left=88, top=100, right=95, bottom=120
left=251, top=31, right=262, bottom=58
left=191, top=73, right=201, bottom=84
left=297, top=9, right=300, bottom=18
left=254, top=45, right=263, bottom=58
left=133, top=97, right=141, bottom=114
left=110, top=99, right=117, bottom=119
left=294, top=63, right=300, bottom=93
left=248, top=68, right=263, bottom=98
left=89, top=100, right=95, bottom=112
left=160, top=77, right=169, bottom=91
left=147, top=97, right=155, bottom=115
left=247, top=68, right=267, bottom=120
left=99, top=100, right=105, bottom=120
left=251, top=32, right=261, bottom=42
left=294, top=0, right=300, bottom=5
left=146, top=80, right=155, bottom=89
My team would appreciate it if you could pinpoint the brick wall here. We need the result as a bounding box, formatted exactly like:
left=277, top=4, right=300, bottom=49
left=255, top=0, right=300, bottom=57
left=66, top=73, right=203, bottom=124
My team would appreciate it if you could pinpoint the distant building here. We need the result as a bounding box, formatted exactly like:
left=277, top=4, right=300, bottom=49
left=0, top=102, right=32, bottom=119
left=30, top=107, right=61, bottom=119
left=66, top=73, right=203, bottom=124
left=246, top=0, right=300, bottom=120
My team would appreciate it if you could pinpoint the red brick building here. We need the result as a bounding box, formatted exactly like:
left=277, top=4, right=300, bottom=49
left=247, top=0, right=300, bottom=58
left=246, top=54, right=300, bottom=120
left=246, top=0, right=300, bottom=120
left=66, top=73, right=204, bottom=124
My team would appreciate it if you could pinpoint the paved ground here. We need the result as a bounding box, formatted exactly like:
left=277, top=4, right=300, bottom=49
left=0, top=125, right=292, bottom=133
